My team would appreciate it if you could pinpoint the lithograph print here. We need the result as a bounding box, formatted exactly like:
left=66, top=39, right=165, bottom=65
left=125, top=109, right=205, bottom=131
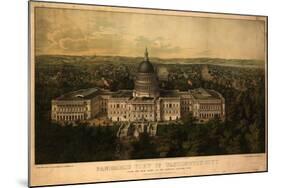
left=29, top=1, right=267, bottom=187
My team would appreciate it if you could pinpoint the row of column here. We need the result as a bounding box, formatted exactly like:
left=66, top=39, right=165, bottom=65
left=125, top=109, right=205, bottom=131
left=56, top=114, right=85, bottom=121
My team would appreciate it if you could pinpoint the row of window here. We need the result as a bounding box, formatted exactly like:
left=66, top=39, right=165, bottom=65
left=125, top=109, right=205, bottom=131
left=131, top=114, right=153, bottom=118
left=54, top=107, right=88, bottom=112
left=199, top=113, right=220, bottom=118
left=113, top=115, right=181, bottom=121
left=109, top=109, right=180, bottom=115
left=181, top=101, right=192, bottom=105
left=109, top=104, right=155, bottom=111
left=109, top=110, right=126, bottom=115
left=55, top=114, right=85, bottom=121
left=100, top=100, right=107, bottom=106
left=113, top=114, right=154, bottom=120
left=110, top=104, right=126, bottom=109
left=200, top=105, right=221, bottom=110
left=54, top=104, right=86, bottom=108
left=132, top=106, right=154, bottom=111
left=166, top=116, right=179, bottom=121
left=163, top=103, right=180, bottom=108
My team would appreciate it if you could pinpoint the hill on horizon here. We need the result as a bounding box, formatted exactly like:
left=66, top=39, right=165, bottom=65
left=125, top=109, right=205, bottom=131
left=35, top=54, right=265, bottom=68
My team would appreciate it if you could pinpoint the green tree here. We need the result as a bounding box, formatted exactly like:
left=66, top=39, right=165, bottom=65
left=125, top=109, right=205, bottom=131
left=131, top=132, right=158, bottom=159
left=245, top=122, right=261, bottom=153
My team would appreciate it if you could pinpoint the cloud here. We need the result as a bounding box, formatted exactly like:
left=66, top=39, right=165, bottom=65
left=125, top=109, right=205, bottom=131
left=59, top=37, right=88, bottom=51
left=36, top=14, right=127, bottom=54
left=135, top=36, right=182, bottom=56
left=35, top=7, right=265, bottom=59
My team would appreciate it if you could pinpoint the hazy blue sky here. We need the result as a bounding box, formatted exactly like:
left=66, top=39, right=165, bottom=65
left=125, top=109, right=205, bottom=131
left=35, top=7, right=266, bottom=60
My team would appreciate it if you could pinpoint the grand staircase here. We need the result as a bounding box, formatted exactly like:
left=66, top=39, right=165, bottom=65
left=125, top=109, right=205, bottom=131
left=117, top=121, right=158, bottom=138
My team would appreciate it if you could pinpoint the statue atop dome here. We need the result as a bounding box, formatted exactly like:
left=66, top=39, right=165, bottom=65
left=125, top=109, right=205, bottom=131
left=144, top=47, right=149, bottom=61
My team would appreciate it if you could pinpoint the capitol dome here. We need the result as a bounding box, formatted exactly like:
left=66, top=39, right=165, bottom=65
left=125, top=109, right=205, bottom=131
left=138, top=60, right=155, bottom=73
left=133, top=48, right=159, bottom=98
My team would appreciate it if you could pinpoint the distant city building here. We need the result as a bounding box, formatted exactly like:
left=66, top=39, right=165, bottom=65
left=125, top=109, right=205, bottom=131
left=51, top=48, right=225, bottom=123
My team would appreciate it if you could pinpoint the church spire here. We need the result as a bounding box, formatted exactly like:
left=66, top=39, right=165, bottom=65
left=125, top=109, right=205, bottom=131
left=144, top=47, right=149, bottom=61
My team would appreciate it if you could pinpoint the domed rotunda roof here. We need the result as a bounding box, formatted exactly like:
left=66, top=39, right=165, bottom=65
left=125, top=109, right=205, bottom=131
left=137, top=48, right=155, bottom=73
left=138, top=60, right=154, bottom=73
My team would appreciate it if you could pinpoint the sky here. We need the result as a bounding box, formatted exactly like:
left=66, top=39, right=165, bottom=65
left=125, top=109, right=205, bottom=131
left=35, top=7, right=266, bottom=60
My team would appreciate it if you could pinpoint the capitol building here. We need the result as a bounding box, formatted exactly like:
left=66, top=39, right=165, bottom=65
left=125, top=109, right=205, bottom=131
left=51, top=48, right=225, bottom=124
